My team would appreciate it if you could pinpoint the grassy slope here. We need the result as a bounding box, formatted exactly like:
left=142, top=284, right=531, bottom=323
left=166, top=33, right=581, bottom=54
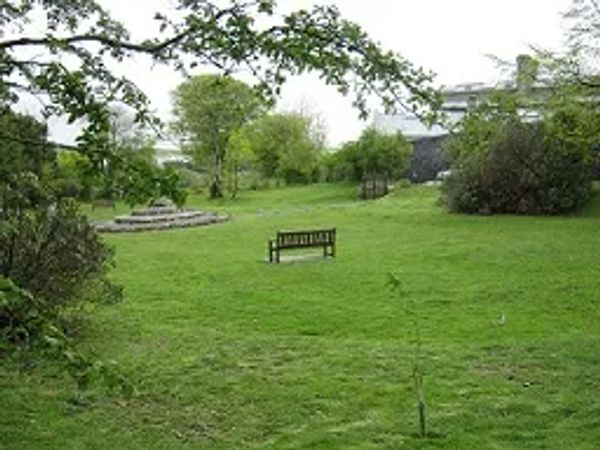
left=2, top=184, right=600, bottom=449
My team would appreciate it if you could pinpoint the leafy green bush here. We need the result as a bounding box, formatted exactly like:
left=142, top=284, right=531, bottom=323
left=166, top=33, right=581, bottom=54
left=324, top=128, right=413, bottom=182
left=115, top=156, right=187, bottom=207
left=0, top=111, right=121, bottom=349
left=0, top=201, right=131, bottom=393
left=0, top=277, right=43, bottom=346
left=443, top=122, right=592, bottom=214
left=442, top=93, right=597, bottom=215
left=1, top=276, right=133, bottom=394
left=319, top=150, right=353, bottom=182
left=0, top=105, right=172, bottom=396
left=0, top=200, right=119, bottom=311
left=54, top=150, right=92, bottom=199
left=247, top=113, right=321, bottom=185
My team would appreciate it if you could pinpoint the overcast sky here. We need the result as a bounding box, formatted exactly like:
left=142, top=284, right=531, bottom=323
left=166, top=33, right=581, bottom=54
left=42, top=0, right=573, bottom=147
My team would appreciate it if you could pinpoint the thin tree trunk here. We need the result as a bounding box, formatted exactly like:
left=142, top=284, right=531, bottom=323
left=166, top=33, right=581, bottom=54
left=231, top=160, right=238, bottom=199
left=209, top=125, right=223, bottom=199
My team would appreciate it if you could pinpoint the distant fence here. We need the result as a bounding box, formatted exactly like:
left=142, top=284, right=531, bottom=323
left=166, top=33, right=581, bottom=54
left=360, top=174, right=388, bottom=200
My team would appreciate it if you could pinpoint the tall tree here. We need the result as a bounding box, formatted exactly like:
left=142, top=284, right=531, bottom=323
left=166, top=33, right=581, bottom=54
left=247, top=112, right=321, bottom=184
left=173, top=75, right=265, bottom=197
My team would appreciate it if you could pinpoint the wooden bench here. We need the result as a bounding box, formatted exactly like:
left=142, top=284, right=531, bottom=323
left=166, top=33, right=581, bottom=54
left=268, top=228, right=336, bottom=263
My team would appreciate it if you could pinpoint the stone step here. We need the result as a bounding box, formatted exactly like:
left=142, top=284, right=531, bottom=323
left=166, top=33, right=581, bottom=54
left=114, top=210, right=204, bottom=224
left=130, top=206, right=181, bottom=216
left=96, top=213, right=229, bottom=233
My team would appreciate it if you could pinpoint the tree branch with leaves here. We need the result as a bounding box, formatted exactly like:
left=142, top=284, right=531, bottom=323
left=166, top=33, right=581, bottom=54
left=1, top=1, right=441, bottom=139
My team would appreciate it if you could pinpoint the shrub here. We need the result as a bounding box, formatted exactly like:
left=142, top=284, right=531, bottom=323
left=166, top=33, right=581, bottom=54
left=442, top=95, right=596, bottom=215
left=53, top=178, right=84, bottom=199
left=0, top=199, right=119, bottom=313
left=115, top=156, right=188, bottom=207
left=0, top=276, right=132, bottom=395
left=248, top=113, right=321, bottom=185
left=324, top=128, right=413, bottom=182
left=0, top=199, right=126, bottom=392
left=0, top=111, right=120, bottom=344
left=54, top=150, right=93, bottom=200
left=318, top=150, right=353, bottom=182
left=0, top=276, right=42, bottom=346
left=394, top=178, right=413, bottom=189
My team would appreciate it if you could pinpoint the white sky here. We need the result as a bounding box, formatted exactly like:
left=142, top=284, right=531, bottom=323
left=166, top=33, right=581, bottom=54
left=42, top=0, right=572, bottom=147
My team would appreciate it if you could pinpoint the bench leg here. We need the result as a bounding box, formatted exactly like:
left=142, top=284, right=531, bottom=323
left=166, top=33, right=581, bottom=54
left=323, top=244, right=335, bottom=258
left=268, top=241, right=274, bottom=263
left=268, top=241, right=281, bottom=263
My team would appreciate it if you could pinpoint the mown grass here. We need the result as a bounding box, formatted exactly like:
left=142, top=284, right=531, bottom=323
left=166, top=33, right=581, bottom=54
left=2, top=183, right=600, bottom=449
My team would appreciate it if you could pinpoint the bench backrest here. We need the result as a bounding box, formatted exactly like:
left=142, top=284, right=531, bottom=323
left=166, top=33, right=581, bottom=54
left=276, top=229, right=335, bottom=248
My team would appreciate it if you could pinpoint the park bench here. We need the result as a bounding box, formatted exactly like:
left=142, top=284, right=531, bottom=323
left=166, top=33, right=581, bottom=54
left=268, top=228, right=336, bottom=263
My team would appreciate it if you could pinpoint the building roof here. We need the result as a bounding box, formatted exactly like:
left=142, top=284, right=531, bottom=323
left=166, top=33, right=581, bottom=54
left=373, top=112, right=448, bottom=140
left=374, top=70, right=553, bottom=140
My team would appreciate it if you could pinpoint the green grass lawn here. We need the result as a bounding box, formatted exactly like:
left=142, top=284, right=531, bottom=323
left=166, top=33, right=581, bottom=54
left=2, top=184, right=600, bottom=449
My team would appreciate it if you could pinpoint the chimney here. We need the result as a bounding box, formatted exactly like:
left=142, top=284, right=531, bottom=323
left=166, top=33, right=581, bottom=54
left=516, top=54, right=539, bottom=92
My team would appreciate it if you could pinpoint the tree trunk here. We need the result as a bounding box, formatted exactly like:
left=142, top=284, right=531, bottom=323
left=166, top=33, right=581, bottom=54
left=209, top=124, right=224, bottom=199
left=230, top=160, right=238, bottom=199
left=209, top=175, right=223, bottom=198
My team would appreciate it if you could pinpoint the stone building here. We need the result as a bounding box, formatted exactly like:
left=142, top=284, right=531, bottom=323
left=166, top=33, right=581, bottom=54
left=154, top=140, right=191, bottom=167
left=373, top=55, right=550, bottom=182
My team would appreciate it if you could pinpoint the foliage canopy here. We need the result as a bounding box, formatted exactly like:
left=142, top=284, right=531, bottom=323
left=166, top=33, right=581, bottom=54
left=245, top=112, right=322, bottom=185
left=1, top=0, right=440, bottom=149
left=325, top=127, right=413, bottom=182
left=173, top=75, right=265, bottom=197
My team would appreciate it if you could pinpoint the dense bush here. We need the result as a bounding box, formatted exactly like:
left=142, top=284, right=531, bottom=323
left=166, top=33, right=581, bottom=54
left=324, top=127, right=413, bottom=182
left=442, top=92, right=598, bottom=215
left=1, top=111, right=121, bottom=352
left=0, top=111, right=140, bottom=392
left=248, top=113, right=321, bottom=185
left=55, top=141, right=187, bottom=207
left=0, top=111, right=52, bottom=180
left=0, top=197, right=126, bottom=395
left=0, top=200, right=119, bottom=312
left=594, top=145, right=600, bottom=180
left=115, top=154, right=187, bottom=207
left=443, top=122, right=592, bottom=214
left=0, top=276, right=42, bottom=346
left=54, top=150, right=95, bottom=199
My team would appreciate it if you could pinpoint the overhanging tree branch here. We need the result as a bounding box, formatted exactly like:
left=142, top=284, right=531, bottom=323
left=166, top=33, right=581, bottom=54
left=1, top=0, right=442, bottom=168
